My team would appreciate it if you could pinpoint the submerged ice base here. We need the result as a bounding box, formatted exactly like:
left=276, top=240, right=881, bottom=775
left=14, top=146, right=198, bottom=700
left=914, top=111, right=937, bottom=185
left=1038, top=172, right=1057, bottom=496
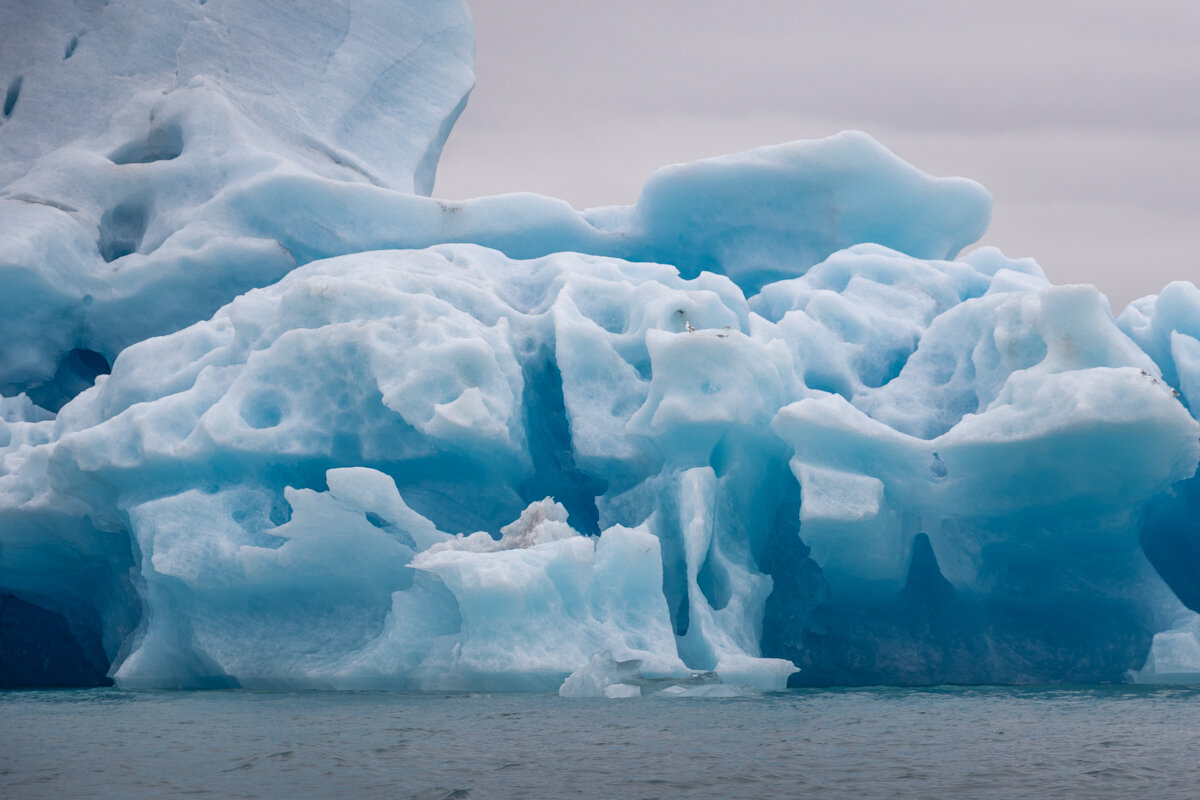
left=4, top=0, right=1200, bottom=691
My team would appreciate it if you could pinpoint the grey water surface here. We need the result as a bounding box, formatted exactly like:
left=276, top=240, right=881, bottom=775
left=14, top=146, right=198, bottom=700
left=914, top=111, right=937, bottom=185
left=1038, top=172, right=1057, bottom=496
left=3, top=685, right=1198, bottom=799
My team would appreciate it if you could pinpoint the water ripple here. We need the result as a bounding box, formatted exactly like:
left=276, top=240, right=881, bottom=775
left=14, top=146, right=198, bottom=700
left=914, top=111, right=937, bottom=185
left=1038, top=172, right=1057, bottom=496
left=4, top=686, right=1200, bottom=798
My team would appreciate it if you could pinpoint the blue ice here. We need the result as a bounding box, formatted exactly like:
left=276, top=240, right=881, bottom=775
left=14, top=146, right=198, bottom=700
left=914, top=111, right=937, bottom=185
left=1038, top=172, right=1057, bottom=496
left=3, top=0, right=1200, bottom=693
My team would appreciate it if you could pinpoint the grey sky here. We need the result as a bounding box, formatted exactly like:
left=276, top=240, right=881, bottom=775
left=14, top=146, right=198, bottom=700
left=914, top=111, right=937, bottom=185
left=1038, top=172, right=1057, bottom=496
left=434, top=0, right=1200, bottom=310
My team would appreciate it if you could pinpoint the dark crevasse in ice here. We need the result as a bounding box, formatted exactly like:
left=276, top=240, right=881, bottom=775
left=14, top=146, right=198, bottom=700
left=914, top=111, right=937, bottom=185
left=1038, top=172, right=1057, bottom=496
left=1141, top=476, right=1200, bottom=615
left=3, top=75, right=21, bottom=119
left=518, top=349, right=605, bottom=537
left=0, top=593, right=113, bottom=687
left=759, top=484, right=826, bottom=667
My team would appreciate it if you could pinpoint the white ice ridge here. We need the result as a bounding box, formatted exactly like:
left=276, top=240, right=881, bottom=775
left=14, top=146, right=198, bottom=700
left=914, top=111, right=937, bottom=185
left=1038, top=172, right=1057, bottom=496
left=3, top=0, right=1200, bottom=691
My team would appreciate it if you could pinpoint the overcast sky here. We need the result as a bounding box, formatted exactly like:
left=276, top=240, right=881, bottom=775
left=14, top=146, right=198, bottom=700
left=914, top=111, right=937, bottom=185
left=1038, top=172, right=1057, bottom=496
left=434, top=0, right=1200, bottom=310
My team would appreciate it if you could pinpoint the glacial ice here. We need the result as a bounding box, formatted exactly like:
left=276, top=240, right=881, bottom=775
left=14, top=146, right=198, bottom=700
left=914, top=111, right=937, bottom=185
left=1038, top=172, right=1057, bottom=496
left=3, top=0, right=1200, bottom=691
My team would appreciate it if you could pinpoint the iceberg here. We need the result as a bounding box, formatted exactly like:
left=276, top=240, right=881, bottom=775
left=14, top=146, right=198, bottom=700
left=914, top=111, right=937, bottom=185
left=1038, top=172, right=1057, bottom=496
left=3, top=0, right=1200, bottom=691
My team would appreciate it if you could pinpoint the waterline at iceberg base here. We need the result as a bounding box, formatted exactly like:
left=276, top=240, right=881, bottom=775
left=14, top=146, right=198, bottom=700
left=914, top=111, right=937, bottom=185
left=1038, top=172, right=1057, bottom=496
left=4, top=0, right=1200, bottom=695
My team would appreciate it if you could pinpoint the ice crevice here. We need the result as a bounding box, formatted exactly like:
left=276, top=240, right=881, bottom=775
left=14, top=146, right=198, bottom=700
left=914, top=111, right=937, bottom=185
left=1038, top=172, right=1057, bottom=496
left=3, top=74, right=21, bottom=118
left=516, top=344, right=605, bottom=537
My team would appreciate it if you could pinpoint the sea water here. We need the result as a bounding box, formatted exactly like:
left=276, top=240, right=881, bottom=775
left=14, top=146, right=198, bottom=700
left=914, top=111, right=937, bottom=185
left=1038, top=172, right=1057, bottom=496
left=2, top=686, right=1198, bottom=799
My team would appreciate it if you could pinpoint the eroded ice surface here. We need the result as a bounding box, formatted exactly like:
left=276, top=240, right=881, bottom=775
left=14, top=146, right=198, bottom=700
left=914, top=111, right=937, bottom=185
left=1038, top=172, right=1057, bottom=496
left=3, top=0, right=1200, bottom=691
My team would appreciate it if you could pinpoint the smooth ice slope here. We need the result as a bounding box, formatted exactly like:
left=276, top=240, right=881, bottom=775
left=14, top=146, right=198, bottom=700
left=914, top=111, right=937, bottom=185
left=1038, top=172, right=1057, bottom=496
left=0, top=0, right=474, bottom=190
left=4, top=0, right=1200, bottom=691
left=0, top=0, right=474, bottom=403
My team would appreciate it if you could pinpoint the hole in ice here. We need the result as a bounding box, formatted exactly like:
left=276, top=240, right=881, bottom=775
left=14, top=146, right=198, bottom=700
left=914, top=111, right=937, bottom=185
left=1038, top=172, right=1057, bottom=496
left=697, top=551, right=732, bottom=611
left=108, top=123, right=184, bottom=165
left=3, top=75, right=22, bottom=118
left=25, top=348, right=112, bottom=412
left=268, top=493, right=292, bottom=526
left=98, top=200, right=149, bottom=262
left=64, top=36, right=79, bottom=60
left=674, top=591, right=690, bottom=636
left=901, top=533, right=954, bottom=608
left=364, top=512, right=388, bottom=529
left=240, top=390, right=288, bottom=429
